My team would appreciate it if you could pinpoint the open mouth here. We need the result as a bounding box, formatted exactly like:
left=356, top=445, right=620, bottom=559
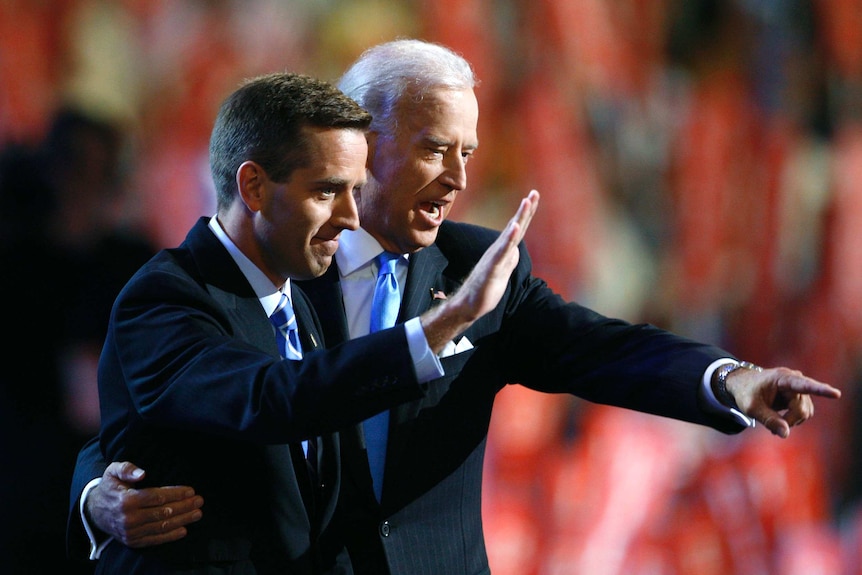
left=420, top=200, right=444, bottom=220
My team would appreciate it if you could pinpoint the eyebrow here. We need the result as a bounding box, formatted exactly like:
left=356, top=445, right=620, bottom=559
left=314, top=176, right=366, bottom=187
left=424, top=135, right=478, bottom=151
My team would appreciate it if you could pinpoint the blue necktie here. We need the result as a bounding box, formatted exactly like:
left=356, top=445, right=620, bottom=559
left=269, top=292, right=303, bottom=361
left=270, top=293, right=316, bottom=478
left=364, top=251, right=400, bottom=501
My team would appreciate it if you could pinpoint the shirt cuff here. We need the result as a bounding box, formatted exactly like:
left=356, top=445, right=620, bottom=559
left=80, top=477, right=113, bottom=560
left=405, top=317, right=444, bottom=382
left=702, top=359, right=756, bottom=428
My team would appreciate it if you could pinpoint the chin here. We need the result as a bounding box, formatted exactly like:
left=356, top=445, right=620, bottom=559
left=310, top=260, right=331, bottom=278
left=294, top=259, right=329, bottom=281
left=314, top=256, right=332, bottom=277
left=416, top=228, right=439, bottom=248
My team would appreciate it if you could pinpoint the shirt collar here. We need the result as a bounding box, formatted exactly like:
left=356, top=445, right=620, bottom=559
left=336, top=226, right=408, bottom=277
left=208, top=215, right=288, bottom=315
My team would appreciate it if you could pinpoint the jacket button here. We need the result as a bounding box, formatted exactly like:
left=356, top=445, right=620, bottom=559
left=379, top=520, right=391, bottom=537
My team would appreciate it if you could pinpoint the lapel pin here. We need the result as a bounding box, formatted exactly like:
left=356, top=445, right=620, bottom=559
left=430, top=289, right=447, bottom=301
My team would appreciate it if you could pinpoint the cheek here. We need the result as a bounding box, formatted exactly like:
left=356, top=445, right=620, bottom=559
left=275, top=205, right=316, bottom=247
left=304, top=207, right=331, bottom=236
left=375, top=162, right=404, bottom=190
left=375, top=150, right=419, bottom=186
left=440, top=202, right=454, bottom=219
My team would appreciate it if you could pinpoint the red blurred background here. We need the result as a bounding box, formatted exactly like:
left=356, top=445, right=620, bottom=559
left=3, top=1, right=862, bottom=573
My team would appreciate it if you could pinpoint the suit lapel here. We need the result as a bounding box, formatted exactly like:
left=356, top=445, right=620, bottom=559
left=401, top=245, right=449, bottom=322
left=381, top=244, right=464, bottom=504
left=184, top=218, right=278, bottom=356
left=301, top=248, right=461, bottom=508
left=298, top=266, right=380, bottom=503
left=187, top=219, right=330, bottom=524
left=291, top=285, right=324, bottom=353
left=297, top=265, right=350, bottom=347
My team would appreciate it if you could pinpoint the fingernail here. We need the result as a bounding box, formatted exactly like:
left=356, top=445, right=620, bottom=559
left=131, top=468, right=145, bottom=479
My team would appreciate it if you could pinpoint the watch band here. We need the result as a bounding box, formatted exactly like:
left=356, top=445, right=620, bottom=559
left=714, top=361, right=763, bottom=410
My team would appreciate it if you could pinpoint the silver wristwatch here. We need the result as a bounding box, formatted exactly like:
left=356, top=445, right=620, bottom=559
left=714, top=361, right=763, bottom=410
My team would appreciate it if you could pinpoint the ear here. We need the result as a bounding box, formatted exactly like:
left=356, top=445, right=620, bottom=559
left=237, top=161, right=266, bottom=212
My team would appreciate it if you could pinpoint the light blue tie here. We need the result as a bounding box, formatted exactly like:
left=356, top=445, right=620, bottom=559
left=270, top=293, right=316, bottom=474
left=270, top=292, right=303, bottom=361
left=364, top=251, right=400, bottom=500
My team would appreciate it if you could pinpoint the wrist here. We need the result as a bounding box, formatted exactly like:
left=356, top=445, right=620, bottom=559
left=712, top=361, right=763, bottom=410
left=80, top=478, right=109, bottom=559
left=419, top=299, right=474, bottom=354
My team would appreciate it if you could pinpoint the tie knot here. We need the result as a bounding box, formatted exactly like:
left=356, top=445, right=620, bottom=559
left=375, top=251, right=400, bottom=277
left=370, top=252, right=401, bottom=334
left=270, top=293, right=302, bottom=360
left=270, top=293, right=293, bottom=325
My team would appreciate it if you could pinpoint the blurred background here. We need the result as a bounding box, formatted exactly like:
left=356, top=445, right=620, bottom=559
left=1, top=0, right=861, bottom=573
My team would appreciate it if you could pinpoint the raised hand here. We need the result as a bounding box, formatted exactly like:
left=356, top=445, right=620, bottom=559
left=420, top=190, right=539, bottom=353
left=452, top=189, right=539, bottom=318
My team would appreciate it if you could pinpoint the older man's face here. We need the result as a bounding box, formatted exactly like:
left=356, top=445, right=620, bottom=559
left=357, top=87, right=479, bottom=255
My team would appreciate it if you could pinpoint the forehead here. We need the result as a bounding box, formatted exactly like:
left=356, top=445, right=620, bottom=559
left=396, top=87, right=478, bottom=147
left=298, top=126, right=368, bottom=177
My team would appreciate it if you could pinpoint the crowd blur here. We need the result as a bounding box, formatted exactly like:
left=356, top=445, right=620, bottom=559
left=1, top=0, right=861, bottom=573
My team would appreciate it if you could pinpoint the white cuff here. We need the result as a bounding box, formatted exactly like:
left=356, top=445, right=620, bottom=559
left=80, top=477, right=113, bottom=560
left=405, top=317, right=444, bottom=382
left=702, top=359, right=756, bottom=428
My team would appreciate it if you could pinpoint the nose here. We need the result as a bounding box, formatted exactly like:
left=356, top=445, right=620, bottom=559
left=333, top=189, right=360, bottom=231
left=440, top=154, right=467, bottom=191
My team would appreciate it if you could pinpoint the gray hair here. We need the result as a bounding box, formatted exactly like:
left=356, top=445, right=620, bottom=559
left=337, top=39, right=477, bottom=135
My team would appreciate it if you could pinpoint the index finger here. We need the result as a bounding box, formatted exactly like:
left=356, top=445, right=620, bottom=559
left=127, top=485, right=199, bottom=508
left=511, top=190, right=539, bottom=244
left=777, top=373, right=841, bottom=399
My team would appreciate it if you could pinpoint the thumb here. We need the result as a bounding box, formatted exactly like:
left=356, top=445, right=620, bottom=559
left=754, top=408, right=791, bottom=439
left=109, top=461, right=146, bottom=483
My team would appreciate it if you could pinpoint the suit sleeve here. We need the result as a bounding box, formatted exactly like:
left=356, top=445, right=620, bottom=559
left=435, top=222, right=745, bottom=435
left=499, top=255, right=744, bottom=433
left=99, top=267, right=426, bottom=460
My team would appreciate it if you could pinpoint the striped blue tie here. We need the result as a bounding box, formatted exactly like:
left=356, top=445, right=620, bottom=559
left=270, top=292, right=315, bottom=476
left=364, top=252, right=400, bottom=501
left=270, top=293, right=303, bottom=361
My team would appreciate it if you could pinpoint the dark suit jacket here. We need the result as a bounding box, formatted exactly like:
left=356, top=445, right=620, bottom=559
left=299, top=220, right=745, bottom=575
left=85, top=217, right=426, bottom=574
